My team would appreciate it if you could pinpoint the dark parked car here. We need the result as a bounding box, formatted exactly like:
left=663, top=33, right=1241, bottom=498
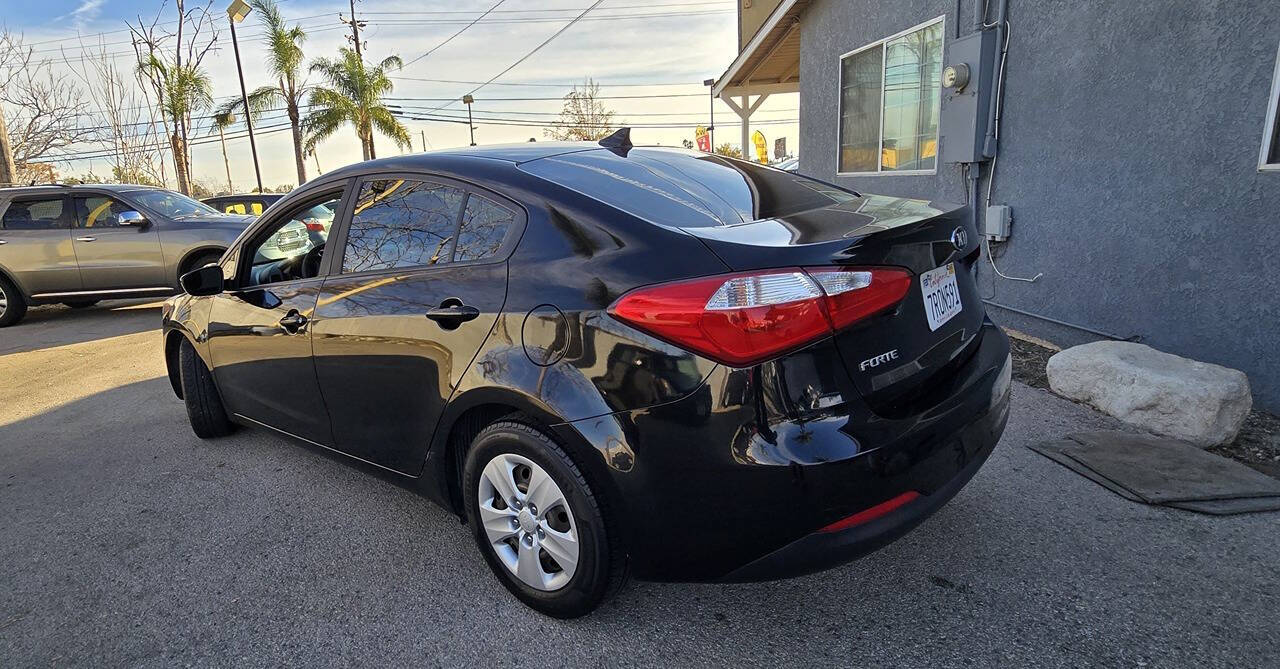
left=0, top=184, right=254, bottom=326
left=162, top=136, right=1011, bottom=618
left=201, top=193, right=284, bottom=217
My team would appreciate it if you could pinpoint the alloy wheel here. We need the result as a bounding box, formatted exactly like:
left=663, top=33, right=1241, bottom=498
left=0, top=284, right=7, bottom=318
left=477, top=452, right=579, bottom=591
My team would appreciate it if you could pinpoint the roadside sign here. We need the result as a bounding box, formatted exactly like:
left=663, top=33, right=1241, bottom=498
left=695, top=126, right=710, bottom=152
left=774, top=137, right=787, bottom=160
left=752, top=130, right=768, bottom=163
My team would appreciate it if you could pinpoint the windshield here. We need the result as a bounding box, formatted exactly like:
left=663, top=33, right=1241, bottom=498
left=127, top=190, right=222, bottom=219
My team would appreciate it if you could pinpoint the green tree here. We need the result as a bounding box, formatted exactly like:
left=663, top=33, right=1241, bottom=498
left=138, top=55, right=213, bottom=195
left=211, top=109, right=236, bottom=193
left=304, top=48, right=410, bottom=161
left=544, top=79, right=618, bottom=141
left=714, top=142, right=743, bottom=159
left=216, top=0, right=309, bottom=185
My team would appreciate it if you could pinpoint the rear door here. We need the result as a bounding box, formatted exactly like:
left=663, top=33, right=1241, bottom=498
left=71, top=193, right=166, bottom=290
left=311, top=174, right=517, bottom=474
left=0, top=194, right=80, bottom=296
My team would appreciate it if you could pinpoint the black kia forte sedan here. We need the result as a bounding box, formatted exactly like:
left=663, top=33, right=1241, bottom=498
left=162, top=133, right=1011, bottom=618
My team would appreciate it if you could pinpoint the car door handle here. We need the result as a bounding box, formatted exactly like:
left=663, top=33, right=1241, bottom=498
left=425, top=304, right=480, bottom=326
left=278, top=311, right=308, bottom=333
left=75, top=236, right=96, bottom=242
left=0, top=240, right=7, bottom=245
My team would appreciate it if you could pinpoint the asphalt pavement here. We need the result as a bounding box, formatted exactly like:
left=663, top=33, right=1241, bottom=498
left=1, top=301, right=1277, bottom=667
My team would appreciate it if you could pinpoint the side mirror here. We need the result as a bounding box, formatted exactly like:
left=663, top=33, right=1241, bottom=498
left=118, top=210, right=147, bottom=226
left=180, top=264, right=224, bottom=296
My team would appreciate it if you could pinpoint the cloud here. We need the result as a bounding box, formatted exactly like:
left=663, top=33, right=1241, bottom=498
left=60, top=0, right=107, bottom=31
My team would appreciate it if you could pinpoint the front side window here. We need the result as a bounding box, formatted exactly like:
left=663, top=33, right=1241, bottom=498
left=838, top=18, right=944, bottom=174
left=242, top=194, right=341, bottom=287
left=341, top=179, right=465, bottom=274
left=2, top=197, right=67, bottom=230
left=74, top=196, right=134, bottom=228
left=126, top=190, right=221, bottom=219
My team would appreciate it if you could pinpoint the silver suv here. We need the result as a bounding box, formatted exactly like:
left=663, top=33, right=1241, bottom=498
left=0, top=184, right=255, bottom=326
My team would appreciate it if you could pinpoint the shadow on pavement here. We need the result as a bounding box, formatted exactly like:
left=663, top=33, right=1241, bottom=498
left=0, top=299, right=165, bottom=355
left=3, top=378, right=1277, bottom=666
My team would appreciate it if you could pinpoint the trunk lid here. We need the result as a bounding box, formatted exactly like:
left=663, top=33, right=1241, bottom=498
left=681, top=194, right=986, bottom=416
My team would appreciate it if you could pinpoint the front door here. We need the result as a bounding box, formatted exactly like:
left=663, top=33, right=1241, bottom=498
left=71, top=194, right=166, bottom=290
left=311, top=175, right=518, bottom=474
left=206, top=189, right=348, bottom=445
left=0, top=195, right=81, bottom=296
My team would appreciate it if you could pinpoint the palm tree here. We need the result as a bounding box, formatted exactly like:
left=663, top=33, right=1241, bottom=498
left=138, top=55, right=213, bottom=195
left=215, top=0, right=309, bottom=185
left=304, top=48, right=411, bottom=161
left=211, top=109, right=236, bottom=193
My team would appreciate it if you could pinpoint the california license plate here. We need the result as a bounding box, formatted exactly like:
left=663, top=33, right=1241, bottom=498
left=920, top=263, right=963, bottom=331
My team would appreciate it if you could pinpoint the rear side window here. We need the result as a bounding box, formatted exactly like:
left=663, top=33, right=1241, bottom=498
left=341, top=178, right=466, bottom=274
left=454, top=194, right=514, bottom=262
left=519, top=148, right=859, bottom=228
left=2, top=197, right=68, bottom=230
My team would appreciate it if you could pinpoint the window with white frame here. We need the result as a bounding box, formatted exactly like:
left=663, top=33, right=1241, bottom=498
left=1260, top=40, right=1280, bottom=171
left=838, top=18, right=944, bottom=175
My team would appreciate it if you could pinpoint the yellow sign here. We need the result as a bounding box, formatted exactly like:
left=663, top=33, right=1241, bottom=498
left=751, top=130, right=768, bottom=163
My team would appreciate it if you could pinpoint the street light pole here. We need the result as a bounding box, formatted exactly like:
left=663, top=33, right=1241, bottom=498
left=462, top=94, right=476, bottom=146
left=703, top=78, right=715, bottom=150
left=227, top=0, right=263, bottom=193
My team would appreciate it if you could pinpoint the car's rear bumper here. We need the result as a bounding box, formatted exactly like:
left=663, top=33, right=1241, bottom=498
left=555, top=320, right=1012, bottom=582
left=719, top=387, right=1007, bottom=581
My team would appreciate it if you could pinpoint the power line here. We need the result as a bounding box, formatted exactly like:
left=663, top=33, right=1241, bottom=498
left=362, top=2, right=731, bottom=15
left=399, top=0, right=507, bottom=70
left=389, top=76, right=703, bottom=88
left=386, top=93, right=706, bottom=102
left=420, top=0, right=607, bottom=116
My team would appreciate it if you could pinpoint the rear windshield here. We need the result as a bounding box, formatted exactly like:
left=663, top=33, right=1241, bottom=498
left=519, top=148, right=859, bottom=227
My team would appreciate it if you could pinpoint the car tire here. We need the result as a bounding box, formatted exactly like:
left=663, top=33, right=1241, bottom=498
left=178, top=338, right=235, bottom=438
left=463, top=420, right=624, bottom=618
left=62, top=300, right=100, bottom=309
left=0, top=275, right=28, bottom=327
left=179, top=251, right=224, bottom=286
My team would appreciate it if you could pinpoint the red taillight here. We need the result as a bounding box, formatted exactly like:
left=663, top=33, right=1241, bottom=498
left=303, top=221, right=325, bottom=232
left=818, top=491, right=921, bottom=533
left=607, top=266, right=911, bottom=367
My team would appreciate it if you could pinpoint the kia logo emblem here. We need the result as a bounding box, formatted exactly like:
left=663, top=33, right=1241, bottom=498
left=951, top=227, right=968, bottom=250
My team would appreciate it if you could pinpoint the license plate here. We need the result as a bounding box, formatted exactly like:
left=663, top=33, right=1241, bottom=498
left=920, top=263, right=963, bottom=331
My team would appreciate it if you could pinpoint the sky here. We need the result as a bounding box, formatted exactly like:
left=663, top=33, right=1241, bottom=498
left=4, top=0, right=800, bottom=192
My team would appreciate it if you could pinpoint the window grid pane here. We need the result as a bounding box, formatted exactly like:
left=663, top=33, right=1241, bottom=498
left=881, top=22, right=943, bottom=172
left=839, top=46, right=884, bottom=173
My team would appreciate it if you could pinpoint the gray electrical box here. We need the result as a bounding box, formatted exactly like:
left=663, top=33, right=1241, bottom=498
left=939, top=29, right=999, bottom=164
left=985, top=204, right=1012, bottom=242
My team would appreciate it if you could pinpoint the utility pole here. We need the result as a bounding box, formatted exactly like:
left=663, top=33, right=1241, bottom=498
left=0, top=110, right=16, bottom=186
left=421, top=130, right=428, bottom=152
left=227, top=0, right=263, bottom=193
left=463, top=94, right=476, bottom=146
left=342, top=0, right=365, bottom=59
left=703, top=78, right=715, bottom=150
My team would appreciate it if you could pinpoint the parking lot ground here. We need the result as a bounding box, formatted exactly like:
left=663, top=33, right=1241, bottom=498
left=2, top=302, right=1278, bottom=667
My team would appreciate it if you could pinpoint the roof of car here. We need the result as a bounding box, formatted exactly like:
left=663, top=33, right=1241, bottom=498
left=0, top=183, right=166, bottom=196
left=203, top=193, right=285, bottom=200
